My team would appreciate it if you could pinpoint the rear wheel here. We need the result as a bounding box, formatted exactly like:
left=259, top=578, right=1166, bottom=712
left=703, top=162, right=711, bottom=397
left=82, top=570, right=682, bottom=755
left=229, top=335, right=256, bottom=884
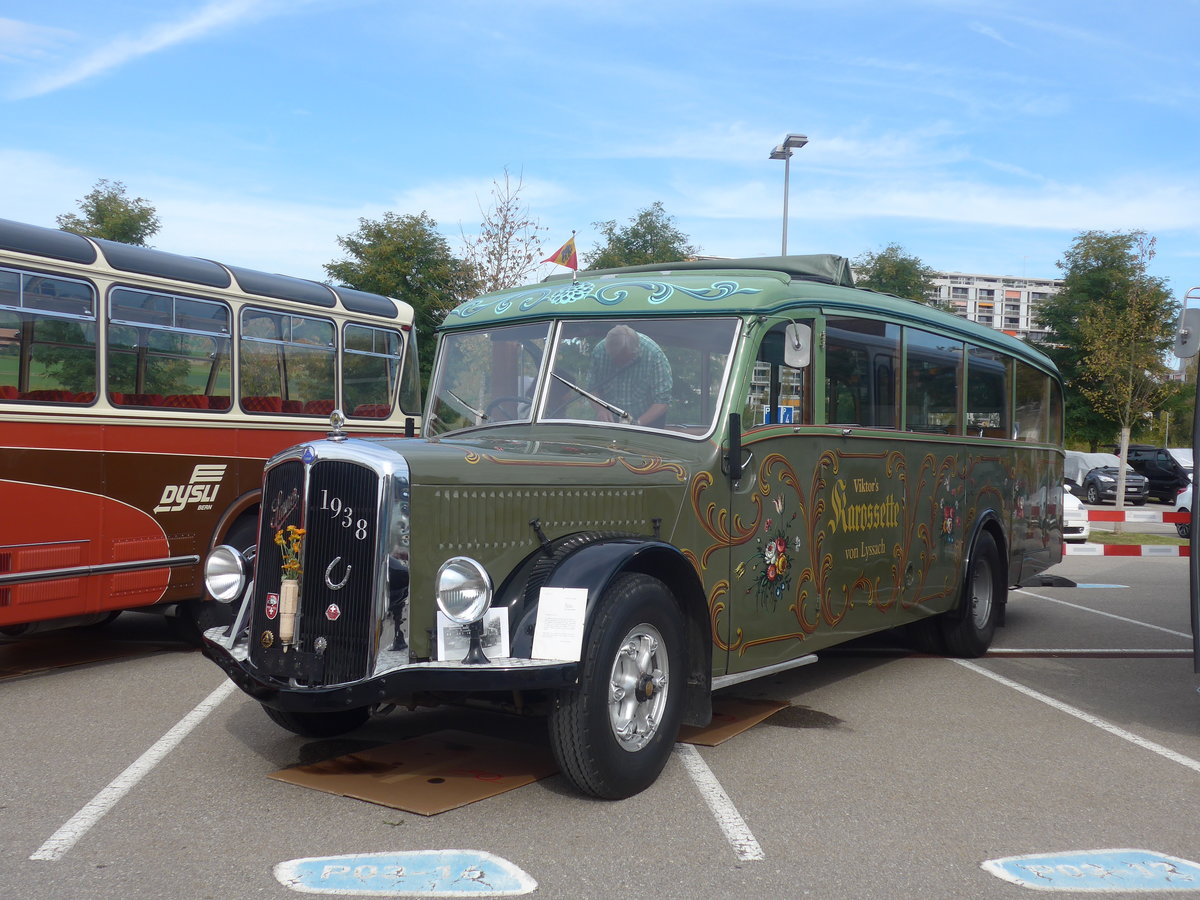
left=548, top=573, right=685, bottom=799
left=940, top=531, right=1004, bottom=658
left=262, top=704, right=371, bottom=738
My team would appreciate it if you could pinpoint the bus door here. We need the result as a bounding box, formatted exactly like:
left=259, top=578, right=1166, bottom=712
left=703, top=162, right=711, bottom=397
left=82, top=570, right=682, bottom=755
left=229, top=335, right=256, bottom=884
left=723, top=317, right=820, bottom=674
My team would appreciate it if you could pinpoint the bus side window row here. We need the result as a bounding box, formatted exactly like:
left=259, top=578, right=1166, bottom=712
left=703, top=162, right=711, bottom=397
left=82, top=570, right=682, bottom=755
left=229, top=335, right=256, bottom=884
left=0, top=386, right=386, bottom=418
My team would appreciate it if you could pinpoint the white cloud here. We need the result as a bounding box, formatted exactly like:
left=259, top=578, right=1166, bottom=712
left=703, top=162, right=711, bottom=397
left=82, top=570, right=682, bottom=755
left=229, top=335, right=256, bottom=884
left=0, top=17, right=75, bottom=64
left=968, top=22, right=1016, bottom=48
left=8, top=0, right=289, bottom=99
left=682, top=170, right=1200, bottom=235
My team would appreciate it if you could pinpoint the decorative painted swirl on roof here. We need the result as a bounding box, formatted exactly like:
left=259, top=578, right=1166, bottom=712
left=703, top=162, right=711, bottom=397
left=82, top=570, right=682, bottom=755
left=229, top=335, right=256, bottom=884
left=450, top=279, right=761, bottom=319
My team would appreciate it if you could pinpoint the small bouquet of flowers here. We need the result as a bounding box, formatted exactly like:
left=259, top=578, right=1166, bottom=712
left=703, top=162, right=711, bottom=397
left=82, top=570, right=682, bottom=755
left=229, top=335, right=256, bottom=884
left=274, top=525, right=305, bottom=649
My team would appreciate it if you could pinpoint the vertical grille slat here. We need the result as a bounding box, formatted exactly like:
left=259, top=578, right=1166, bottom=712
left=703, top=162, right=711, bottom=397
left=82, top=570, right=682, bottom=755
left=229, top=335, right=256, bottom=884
left=248, top=457, right=380, bottom=685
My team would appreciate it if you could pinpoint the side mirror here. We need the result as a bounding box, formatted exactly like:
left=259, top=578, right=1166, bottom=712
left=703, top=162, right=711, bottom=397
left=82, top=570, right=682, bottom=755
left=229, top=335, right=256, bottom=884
left=784, top=323, right=811, bottom=368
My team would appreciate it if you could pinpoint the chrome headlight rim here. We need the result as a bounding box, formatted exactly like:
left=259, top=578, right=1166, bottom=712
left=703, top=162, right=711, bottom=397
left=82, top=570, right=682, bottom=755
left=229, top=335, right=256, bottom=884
left=435, top=556, right=492, bottom=624
left=204, top=544, right=248, bottom=604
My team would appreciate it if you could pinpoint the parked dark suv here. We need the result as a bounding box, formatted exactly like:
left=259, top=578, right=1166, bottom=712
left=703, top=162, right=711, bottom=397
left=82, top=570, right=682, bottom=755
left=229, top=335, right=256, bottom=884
left=1065, top=451, right=1149, bottom=505
left=1121, top=445, right=1190, bottom=503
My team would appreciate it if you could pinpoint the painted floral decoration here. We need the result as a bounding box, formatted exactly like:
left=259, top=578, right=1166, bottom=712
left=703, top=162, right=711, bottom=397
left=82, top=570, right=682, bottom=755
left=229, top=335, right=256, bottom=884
left=737, top=495, right=796, bottom=608
left=274, top=525, right=305, bottom=581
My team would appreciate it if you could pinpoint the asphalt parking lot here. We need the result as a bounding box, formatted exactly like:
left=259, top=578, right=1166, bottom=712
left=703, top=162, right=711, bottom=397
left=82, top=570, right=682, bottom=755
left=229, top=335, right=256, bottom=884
left=3, top=551, right=1200, bottom=899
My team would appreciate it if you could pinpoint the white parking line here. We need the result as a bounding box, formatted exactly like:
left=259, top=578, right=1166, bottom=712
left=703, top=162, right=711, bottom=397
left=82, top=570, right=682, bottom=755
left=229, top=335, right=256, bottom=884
left=953, top=660, right=1200, bottom=775
left=674, top=743, right=765, bottom=861
left=1013, top=588, right=1192, bottom=640
left=30, top=679, right=236, bottom=861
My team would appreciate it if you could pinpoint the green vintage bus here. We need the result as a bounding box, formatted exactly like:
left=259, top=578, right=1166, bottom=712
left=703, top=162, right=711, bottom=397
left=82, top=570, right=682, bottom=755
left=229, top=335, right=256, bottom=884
left=202, top=255, right=1065, bottom=799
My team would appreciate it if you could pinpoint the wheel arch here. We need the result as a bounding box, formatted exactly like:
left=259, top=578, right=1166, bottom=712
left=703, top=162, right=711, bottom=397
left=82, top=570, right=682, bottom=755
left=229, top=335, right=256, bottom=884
left=208, top=488, right=261, bottom=552
left=505, top=535, right=712, bottom=728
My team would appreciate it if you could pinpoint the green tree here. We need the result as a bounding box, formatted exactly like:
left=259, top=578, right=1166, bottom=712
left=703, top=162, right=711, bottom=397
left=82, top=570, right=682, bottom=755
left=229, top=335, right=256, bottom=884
left=460, top=169, right=546, bottom=294
left=852, top=243, right=941, bottom=306
left=1039, top=230, right=1177, bottom=505
left=56, top=179, right=161, bottom=246
left=325, top=212, right=474, bottom=386
left=583, top=202, right=699, bottom=270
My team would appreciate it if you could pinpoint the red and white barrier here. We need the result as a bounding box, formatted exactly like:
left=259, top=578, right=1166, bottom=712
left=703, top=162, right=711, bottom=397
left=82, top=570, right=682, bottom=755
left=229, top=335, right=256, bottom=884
left=1080, top=509, right=1189, bottom=524
left=1063, top=543, right=1189, bottom=557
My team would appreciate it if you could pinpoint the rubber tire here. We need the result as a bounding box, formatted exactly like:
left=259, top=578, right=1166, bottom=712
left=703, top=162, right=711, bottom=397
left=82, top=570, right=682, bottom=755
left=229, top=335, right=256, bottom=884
left=1086, top=484, right=1101, bottom=505
left=1178, top=514, right=1191, bottom=540
left=939, top=531, right=1004, bottom=658
left=547, top=573, right=685, bottom=800
left=262, top=704, right=371, bottom=738
left=1132, top=498, right=1147, bottom=507
left=904, top=616, right=946, bottom=655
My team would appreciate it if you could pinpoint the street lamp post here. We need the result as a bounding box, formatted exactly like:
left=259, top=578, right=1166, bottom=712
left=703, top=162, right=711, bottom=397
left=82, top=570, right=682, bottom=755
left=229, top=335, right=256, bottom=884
left=769, top=133, right=808, bottom=255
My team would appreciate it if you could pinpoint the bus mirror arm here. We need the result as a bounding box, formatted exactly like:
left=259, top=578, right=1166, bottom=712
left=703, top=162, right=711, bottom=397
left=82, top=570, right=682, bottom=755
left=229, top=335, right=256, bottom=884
left=724, top=413, right=752, bottom=483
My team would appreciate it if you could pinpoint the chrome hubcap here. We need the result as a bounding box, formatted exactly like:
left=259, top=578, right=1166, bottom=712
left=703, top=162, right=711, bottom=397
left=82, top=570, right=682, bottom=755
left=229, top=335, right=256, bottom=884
left=970, top=557, right=993, bottom=629
left=608, top=623, right=668, bottom=752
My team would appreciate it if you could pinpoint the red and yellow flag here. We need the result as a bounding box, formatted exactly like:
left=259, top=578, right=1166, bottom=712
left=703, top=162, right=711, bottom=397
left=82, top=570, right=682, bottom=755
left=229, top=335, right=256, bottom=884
left=543, top=234, right=578, bottom=270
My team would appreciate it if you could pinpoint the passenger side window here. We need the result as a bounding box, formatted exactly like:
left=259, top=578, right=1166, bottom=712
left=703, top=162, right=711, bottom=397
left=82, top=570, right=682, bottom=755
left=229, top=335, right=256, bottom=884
left=905, top=328, right=962, bottom=434
left=825, top=317, right=898, bottom=428
left=743, top=322, right=811, bottom=428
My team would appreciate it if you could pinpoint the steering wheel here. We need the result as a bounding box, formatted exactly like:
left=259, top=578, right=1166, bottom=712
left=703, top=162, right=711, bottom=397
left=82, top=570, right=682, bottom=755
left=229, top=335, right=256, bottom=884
left=484, top=396, right=526, bottom=420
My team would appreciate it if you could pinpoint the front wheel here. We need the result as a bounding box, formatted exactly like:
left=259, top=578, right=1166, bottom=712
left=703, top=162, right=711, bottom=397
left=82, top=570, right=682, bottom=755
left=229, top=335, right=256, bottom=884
left=1086, top=484, right=1102, bottom=505
left=940, top=530, right=1005, bottom=658
left=547, top=573, right=685, bottom=800
left=1178, top=513, right=1191, bottom=539
left=262, top=704, right=371, bottom=738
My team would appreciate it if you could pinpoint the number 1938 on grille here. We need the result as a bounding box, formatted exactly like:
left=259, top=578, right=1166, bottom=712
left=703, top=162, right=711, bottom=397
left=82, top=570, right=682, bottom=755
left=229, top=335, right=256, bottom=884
left=203, top=254, right=1065, bottom=799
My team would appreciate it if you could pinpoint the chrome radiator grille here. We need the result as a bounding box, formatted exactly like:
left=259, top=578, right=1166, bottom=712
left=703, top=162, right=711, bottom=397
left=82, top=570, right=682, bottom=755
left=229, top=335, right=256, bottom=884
left=248, top=457, right=381, bottom=685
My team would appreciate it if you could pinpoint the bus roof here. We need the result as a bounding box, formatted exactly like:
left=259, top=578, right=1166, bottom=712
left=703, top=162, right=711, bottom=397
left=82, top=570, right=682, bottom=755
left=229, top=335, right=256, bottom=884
left=442, top=255, right=1058, bottom=372
left=0, top=217, right=404, bottom=320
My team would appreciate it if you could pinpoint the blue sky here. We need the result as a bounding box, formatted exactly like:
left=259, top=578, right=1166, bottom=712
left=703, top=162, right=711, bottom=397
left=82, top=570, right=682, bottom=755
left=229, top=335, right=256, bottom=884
left=2, top=0, right=1197, bottom=299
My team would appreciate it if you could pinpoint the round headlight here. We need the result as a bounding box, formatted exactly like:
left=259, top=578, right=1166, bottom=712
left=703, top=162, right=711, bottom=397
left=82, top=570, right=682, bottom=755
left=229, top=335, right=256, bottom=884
left=205, top=545, right=247, bottom=603
left=435, top=557, right=492, bottom=624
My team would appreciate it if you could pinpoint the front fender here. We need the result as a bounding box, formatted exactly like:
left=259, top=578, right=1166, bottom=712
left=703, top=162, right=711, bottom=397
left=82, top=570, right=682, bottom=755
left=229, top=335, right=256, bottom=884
left=508, top=537, right=712, bottom=727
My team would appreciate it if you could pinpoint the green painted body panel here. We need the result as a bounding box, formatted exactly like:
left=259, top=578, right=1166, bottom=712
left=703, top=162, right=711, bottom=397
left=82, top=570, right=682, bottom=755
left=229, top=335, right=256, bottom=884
left=385, top=257, right=1065, bottom=668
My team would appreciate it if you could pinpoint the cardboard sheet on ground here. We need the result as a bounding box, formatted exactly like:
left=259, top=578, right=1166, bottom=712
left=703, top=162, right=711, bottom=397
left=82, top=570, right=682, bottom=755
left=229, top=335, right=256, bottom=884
left=677, top=696, right=789, bottom=746
left=269, top=730, right=559, bottom=816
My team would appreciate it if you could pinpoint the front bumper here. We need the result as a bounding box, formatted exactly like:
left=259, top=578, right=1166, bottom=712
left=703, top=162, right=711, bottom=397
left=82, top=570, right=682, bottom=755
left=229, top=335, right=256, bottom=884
left=201, top=631, right=579, bottom=712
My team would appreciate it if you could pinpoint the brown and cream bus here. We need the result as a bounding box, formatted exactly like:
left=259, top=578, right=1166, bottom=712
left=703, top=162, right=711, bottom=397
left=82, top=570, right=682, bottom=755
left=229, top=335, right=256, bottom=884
left=0, top=217, right=421, bottom=637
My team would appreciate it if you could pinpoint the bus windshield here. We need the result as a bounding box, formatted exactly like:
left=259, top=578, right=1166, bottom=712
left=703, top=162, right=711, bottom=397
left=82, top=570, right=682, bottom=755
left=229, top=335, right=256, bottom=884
left=425, top=317, right=740, bottom=437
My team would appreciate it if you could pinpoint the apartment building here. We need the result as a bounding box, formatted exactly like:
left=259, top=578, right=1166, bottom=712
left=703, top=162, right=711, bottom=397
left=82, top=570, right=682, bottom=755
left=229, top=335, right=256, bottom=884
left=931, top=271, right=1063, bottom=344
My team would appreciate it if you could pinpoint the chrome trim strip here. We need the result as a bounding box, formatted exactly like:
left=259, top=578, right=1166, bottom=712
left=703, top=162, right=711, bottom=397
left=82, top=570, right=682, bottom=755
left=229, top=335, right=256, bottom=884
left=0, top=554, right=200, bottom=586
left=711, top=653, right=818, bottom=691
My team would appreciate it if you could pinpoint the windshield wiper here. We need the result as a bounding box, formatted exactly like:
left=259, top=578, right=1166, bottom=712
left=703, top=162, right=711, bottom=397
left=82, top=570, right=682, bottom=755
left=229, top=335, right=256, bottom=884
left=443, top=388, right=488, bottom=422
left=550, top=372, right=630, bottom=422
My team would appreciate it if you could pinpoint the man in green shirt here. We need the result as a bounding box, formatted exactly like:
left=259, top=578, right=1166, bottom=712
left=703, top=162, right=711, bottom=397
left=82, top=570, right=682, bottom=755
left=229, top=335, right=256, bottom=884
left=589, top=324, right=672, bottom=427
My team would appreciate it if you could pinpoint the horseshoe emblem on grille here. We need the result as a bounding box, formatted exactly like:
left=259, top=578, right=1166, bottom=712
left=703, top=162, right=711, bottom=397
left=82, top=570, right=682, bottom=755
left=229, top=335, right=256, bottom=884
left=324, top=556, right=351, bottom=591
